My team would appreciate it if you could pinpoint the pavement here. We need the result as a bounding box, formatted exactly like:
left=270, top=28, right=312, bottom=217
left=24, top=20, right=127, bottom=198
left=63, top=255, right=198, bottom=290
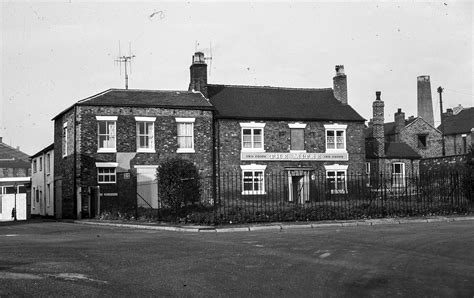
left=70, top=215, right=474, bottom=232
left=0, top=220, right=473, bottom=296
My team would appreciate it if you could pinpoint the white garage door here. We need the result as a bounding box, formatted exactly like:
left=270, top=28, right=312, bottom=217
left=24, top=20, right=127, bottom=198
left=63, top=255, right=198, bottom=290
left=136, top=166, right=159, bottom=209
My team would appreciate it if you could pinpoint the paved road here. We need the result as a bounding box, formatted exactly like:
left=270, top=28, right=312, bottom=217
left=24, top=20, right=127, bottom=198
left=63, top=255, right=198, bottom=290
left=0, top=221, right=473, bottom=297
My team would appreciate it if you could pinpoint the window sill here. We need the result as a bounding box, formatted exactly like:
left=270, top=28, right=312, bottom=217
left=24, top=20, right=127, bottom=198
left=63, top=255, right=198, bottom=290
left=98, top=182, right=116, bottom=184
left=136, top=148, right=156, bottom=153
left=325, top=149, right=347, bottom=154
left=98, top=148, right=117, bottom=153
left=330, top=190, right=347, bottom=194
left=290, top=150, right=307, bottom=153
left=177, top=148, right=195, bottom=153
left=241, top=191, right=267, bottom=195
left=241, top=148, right=266, bottom=153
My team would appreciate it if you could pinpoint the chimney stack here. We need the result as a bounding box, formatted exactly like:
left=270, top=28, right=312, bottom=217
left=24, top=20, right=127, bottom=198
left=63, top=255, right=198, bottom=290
left=188, top=52, right=208, bottom=97
left=372, top=91, right=385, bottom=158
left=444, top=108, right=453, bottom=117
left=333, top=65, right=348, bottom=105
left=0, top=137, right=2, bottom=143
left=417, top=75, right=434, bottom=126
left=394, top=108, right=405, bottom=142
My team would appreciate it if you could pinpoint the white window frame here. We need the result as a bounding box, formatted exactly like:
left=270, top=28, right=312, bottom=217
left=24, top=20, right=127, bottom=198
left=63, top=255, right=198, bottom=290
left=46, top=153, right=51, bottom=175
left=33, top=159, right=37, bottom=173
left=391, top=162, right=405, bottom=188
left=176, top=118, right=195, bottom=153
left=39, top=157, right=42, bottom=172
left=289, top=123, right=307, bottom=153
left=135, top=117, right=156, bottom=153
left=324, top=164, right=348, bottom=194
left=240, top=164, right=267, bottom=195
left=240, top=122, right=266, bottom=152
left=324, top=124, right=347, bottom=153
left=96, top=116, right=117, bottom=153
left=96, top=162, right=118, bottom=184
left=62, top=122, right=68, bottom=158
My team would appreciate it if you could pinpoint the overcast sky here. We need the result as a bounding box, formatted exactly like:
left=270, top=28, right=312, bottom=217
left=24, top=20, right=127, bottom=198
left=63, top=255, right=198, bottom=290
left=1, top=1, right=472, bottom=155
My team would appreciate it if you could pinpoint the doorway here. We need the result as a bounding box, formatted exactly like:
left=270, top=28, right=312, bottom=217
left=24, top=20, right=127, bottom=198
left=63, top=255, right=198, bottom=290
left=287, top=169, right=311, bottom=204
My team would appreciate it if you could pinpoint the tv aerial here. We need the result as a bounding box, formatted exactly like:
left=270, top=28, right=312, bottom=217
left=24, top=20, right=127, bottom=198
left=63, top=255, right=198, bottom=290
left=195, top=41, right=213, bottom=76
left=115, top=41, right=135, bottom=89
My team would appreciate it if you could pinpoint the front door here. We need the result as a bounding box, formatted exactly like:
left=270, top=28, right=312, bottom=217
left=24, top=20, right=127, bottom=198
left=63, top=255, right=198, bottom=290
left=288, top=170, right=310, bottom=203
left=136, top=166, right=159, bottom=208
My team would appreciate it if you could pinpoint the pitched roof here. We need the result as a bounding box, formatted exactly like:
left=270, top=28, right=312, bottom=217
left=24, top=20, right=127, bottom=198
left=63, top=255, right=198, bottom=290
left=364, top=117, right=418, bottom=138
left=384, top=142, right=421, bottom=159
left=0, top=141, right=31, bottom=168
left=207, top=84, right=365, bottom=121
left=31, top=143, right=54, bottom=159
left=440, top=107, right=474, bottom=135
left=53, top=89, right=214, bottom=120
left=365, top=140, right=421, bottom=159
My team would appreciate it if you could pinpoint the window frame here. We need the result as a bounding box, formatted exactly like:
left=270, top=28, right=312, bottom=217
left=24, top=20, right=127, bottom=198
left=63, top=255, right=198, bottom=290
left=324, top=164, right=348, bottom=194
left=417, top=134, right=428, bottom=149
left=46, top=153, right=51, bottom=175
left=39, top=157, right=42, bottom=172
left=176, top=118, right=195, bottom=153
left=62, top=122, right=68, bottom=158
left=391, top=162, right=405, bottom=188
left=96, top=116, right=118, bottom=153
left=33, top=159, right=37, bottom=173
left=135, top=117, right=156, bottom=153
left=324, top=124, right=347, bottom=153
left=240, top=164, right=267, bottom=195
left=289, top=123, right=307, bottom=153
left=95, top=162, right=118, bottom=184
left=240, top=122, right=266, bottom=152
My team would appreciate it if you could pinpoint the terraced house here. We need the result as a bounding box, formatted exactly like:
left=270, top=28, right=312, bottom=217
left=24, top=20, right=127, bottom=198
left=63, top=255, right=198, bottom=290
left=52, top=52, right=367, bottom=218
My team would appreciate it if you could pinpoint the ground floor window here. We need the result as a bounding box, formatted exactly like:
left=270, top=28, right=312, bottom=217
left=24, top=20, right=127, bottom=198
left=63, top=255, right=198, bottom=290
left=96, top=162, right=118, bottom=184
left=324, top=164, right=348, bottom=194
left=240, top=164, right=267, bottom=195
left=391, top=162, right=405, bottom=187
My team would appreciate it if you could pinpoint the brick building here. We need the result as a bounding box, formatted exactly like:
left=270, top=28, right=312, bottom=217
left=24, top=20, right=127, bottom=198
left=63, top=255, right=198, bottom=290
left=0, top=137, right=31, bottom=221
left=30, top=144, right=54, bottom=217
left=52, top=89, right=214, bottom=219
left=188, top=54, right=366, bottom=201
left=440, top=107, right=474, bottom=155
left=365, top=92, right=421, bottom=186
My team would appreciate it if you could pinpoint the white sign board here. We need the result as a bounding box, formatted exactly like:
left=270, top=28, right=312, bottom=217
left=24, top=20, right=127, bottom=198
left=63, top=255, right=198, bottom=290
left=241, top=152, right=348, bottom=161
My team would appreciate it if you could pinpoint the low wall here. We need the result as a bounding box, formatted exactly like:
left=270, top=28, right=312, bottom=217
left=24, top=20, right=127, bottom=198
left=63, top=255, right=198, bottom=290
left=420, top=154, right=468, bottom=174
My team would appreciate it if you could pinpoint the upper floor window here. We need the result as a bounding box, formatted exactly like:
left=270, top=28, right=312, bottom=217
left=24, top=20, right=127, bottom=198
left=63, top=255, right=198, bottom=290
left=462, top=134, right=467, bottom=153
left=417, top=134, right=427, bottom=149
left=135, top=117, right=156, bottom=153
left=46, top=153, right=51, bottom=175
left=96, top=116, right=117, bottom=153
left=39, top=157, right=43, bottom=172
left=240, top=122, right=265, bottom=152
left=176, top=118, right=195, bottom=153
left=96, top=162, right=118, bottom=184
left=289, top=123, right=306, bottom=152
left=33, top=159, right=37, bottom=173
left=62, top=122, right=68, bottom=157
left=324, top=124, right=347, bottom=152
left=241, top=164, right=267, bottom=195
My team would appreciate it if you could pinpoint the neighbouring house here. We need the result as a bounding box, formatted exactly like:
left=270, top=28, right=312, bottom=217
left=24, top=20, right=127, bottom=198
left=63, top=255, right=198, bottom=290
left=189, top=53, right=366, bottom=202
left=30, top=144, right=54, bottom=217
left=440, top=107, right=474, bottom=156
left=365, top=92, right=421, bottom=187
left=0, top=137, right=31, bottom=221
left=52, top=87, right=214, bottom=219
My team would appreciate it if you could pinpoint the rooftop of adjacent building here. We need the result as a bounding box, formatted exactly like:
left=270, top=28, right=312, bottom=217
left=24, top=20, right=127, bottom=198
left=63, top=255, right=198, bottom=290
left=52, top=89, right=214, bottom=120
left=0, top=137, right=31, bottom=168
left=366, top=141, right=421, bottom=160
left=30, top=143, right=54, bottom=159
left=207, top=84, right=365, bottom=121
left=439, top=107, right=474, bottom=135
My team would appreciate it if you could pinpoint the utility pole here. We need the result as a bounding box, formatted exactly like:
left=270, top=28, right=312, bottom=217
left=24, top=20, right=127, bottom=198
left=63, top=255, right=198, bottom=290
left=438, top=86, right=445, bottom=156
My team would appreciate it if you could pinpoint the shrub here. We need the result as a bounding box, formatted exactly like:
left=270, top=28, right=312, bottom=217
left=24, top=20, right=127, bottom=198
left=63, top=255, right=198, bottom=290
left=157, top=157, right=202, bottom=213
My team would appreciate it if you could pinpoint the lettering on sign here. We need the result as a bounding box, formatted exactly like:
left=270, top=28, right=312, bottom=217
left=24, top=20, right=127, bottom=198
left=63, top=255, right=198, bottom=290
left=101, top=193, right=118, bottom=197
left=241, top=152, right=348, bottom=161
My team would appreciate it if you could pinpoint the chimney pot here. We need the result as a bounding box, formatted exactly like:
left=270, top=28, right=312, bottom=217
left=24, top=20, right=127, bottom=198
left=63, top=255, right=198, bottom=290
left=397, top=108, right=402, bottom=113
left=0, top=137, right=2, bottom=143
left=376, top=91, right=381, bottom=100
left=335, top=65, right=345, bottom=76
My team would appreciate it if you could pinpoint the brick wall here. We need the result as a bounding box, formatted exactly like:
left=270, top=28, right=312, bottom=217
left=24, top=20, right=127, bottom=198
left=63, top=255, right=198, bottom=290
left=400, top=118, right=442, bottom=158
left=419, top=154, right=468, bottom=173
left=444, top=134, right=472, bottom=156
left=217, top=119, right=366, bottom=174
left=54, top=105, right=213, bottom=219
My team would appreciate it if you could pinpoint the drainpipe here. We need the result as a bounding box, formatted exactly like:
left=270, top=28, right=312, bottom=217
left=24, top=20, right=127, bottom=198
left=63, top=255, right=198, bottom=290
left=73, top=105, right=77, bottom=219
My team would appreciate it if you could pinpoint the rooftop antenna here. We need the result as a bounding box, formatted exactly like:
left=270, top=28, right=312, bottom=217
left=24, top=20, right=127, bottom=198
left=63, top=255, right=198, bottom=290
left=115, top=41, right=135, bottom=89
left=205, top=41, right=213, bottom=77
